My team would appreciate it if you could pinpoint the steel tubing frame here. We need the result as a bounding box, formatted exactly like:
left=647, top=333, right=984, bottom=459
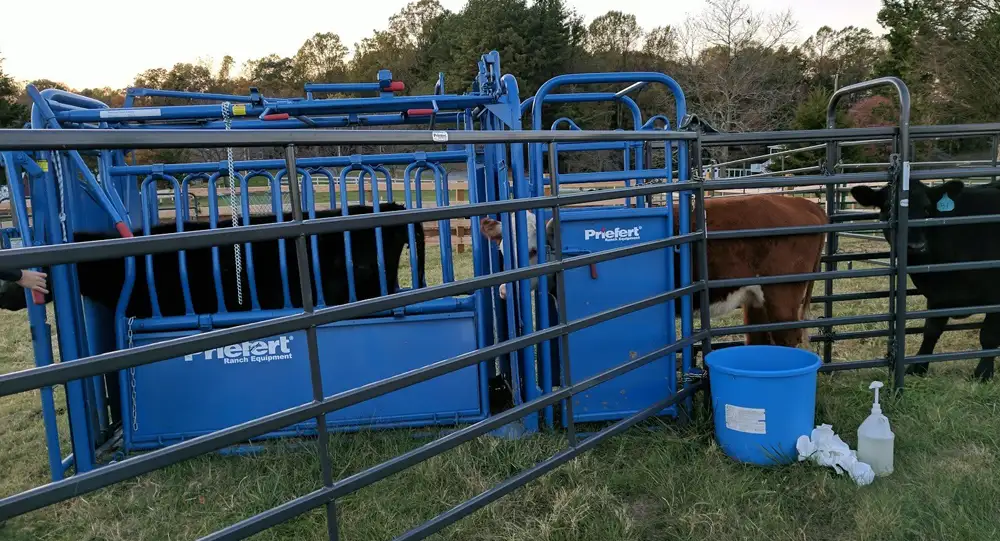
left=0, top=229, right=706, bottom=398
left=5, top=91, right=1000, bottom=538
left=202, top=337, right=707, bottom=541
left=0, top=127, right=716, bottom=541
left=693, top=76, right=1000, bottom=394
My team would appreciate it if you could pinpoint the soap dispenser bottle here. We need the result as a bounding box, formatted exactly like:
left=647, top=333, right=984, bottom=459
left=857, top=381, right=895, bottom=476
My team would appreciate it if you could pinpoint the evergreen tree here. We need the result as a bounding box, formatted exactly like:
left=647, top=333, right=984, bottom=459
left=0, top=56, right=26, bottom=129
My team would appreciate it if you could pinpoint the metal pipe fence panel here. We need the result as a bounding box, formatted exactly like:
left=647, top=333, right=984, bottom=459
left=0, top=123, right=715, bottom=533
left=202, top=335, right=706, bottom=541
left=1, top=239, right=705, bottom=521
left=0, top=228, right=704, bottom=399
left=5, top=80, right=1000, bottom=539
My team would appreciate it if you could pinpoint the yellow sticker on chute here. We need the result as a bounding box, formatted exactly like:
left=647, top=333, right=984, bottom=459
left=37, top=159, right=48, bottom=172
left=232, top=104, right=247, bottom=116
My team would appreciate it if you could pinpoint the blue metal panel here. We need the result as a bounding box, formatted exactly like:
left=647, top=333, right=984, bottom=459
left=1, top=152, right=67, bottom=481
left=516, top=70, right=695, bottom=428
left=318, top=313, right=481, bottom=426
left=12, top=54, right=549, bottom=475
left=124, top=312, right=484, bottom=448
left=555, top=206, right=679, bottom=425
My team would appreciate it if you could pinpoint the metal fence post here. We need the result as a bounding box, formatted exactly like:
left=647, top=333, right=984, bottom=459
left=691, top=134, right=713, bottom=419
left=823, top=132, right=841, bottom=365
left=884, top=133, right=900, bottom=380
left=284, top=144, right=339, bottom=541
left=893, top=137, right=911, bottom=391
left=824, top=77, right=912, bottom=391
left=546, top=142, right=576, bottom=447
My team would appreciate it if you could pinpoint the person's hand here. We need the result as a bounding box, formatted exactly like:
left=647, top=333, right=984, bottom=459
left=16, top=270, right=48, bottom=294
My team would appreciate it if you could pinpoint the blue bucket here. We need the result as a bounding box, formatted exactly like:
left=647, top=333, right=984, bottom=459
left=705, top=345, right=821, bottom=466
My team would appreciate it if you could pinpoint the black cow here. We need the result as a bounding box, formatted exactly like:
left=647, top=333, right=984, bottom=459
left=851, top=179, right=999, bottom=381
left=0, top=202, right=426, bottom=318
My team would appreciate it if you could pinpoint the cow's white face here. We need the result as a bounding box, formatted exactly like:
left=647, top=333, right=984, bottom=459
left=479, top=212, right=553, bottom=300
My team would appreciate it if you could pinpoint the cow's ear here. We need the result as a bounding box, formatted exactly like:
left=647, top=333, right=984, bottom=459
left=850, top=185, right=887, bottom=209
left=545, top=218, right=555, bottom=243
left=942, top=180, right=964, bottom=200
left=479, top=217, right=503, bottom=242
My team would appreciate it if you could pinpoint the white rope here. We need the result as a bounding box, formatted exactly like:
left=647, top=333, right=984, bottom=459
left=222, top=102, right=244, bottom=306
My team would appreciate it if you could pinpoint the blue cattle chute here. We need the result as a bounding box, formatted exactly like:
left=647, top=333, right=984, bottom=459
left=9, top=52, right=532, bottom=479
left=106, top=122, right=496, bottom=448
left=7, top=50, right=702, bottom=485
left=497, top=71, right=695, bottom=430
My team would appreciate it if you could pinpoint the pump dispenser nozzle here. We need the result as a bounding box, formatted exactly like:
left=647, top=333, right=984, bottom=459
left=869, top=381, right=883, bottom=414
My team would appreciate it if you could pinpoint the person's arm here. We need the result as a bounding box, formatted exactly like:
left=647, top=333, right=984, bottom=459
left=0, top=268, right=22, bottom=282
left=16, top=270, right=48, bottom=294
left=0, top=268, right=47, bottom=295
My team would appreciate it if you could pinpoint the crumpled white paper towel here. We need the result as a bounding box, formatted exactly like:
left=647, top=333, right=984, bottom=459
left=796, top=424, right=876, bottom=486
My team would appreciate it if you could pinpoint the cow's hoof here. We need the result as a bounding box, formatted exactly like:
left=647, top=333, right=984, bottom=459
left=906, top=364, right=929, bottom=377
left=971, top=369, right=994, bottom=383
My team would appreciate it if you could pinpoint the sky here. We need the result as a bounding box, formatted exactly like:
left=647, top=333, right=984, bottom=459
left=0, top=0, right=884, bottom=90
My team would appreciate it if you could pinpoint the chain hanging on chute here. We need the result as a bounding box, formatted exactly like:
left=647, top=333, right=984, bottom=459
left=221, top=102, right=244, bottom=306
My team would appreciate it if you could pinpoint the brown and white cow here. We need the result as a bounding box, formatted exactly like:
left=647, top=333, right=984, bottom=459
left=479, top=194, right=827, bottom=347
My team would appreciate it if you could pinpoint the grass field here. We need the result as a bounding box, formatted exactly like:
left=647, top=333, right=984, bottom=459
left=1, top=239, right=999, bottom=541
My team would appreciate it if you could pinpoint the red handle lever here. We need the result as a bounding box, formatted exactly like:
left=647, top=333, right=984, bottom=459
left=386, top=81, right=405, bottom=92
left=263, top=113, right=290, bottom=121
left=407, top=109, right=435, bottom=116
left=115, top=222, right=134, bottom=238
left=32, top=290, right=44, bottom=304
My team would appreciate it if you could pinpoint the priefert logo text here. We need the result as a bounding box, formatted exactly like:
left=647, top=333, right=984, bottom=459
left=584, top=226, right=642, bottom=242
left=184, top=335, right=295, bottom=364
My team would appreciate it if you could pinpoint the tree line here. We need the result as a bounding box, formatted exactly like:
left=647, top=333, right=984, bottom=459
left=1, top=0, right=998, bottom=169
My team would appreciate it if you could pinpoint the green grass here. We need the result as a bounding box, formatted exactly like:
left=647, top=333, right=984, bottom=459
left=2, top=241, right=1000, bottom=540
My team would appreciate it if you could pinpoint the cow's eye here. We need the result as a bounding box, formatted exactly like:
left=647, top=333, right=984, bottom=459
left=528, top=248, right=537, bottom=257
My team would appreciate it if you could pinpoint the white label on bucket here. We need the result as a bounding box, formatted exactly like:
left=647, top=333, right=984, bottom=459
left=725, top=404, right=766, bottom=435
